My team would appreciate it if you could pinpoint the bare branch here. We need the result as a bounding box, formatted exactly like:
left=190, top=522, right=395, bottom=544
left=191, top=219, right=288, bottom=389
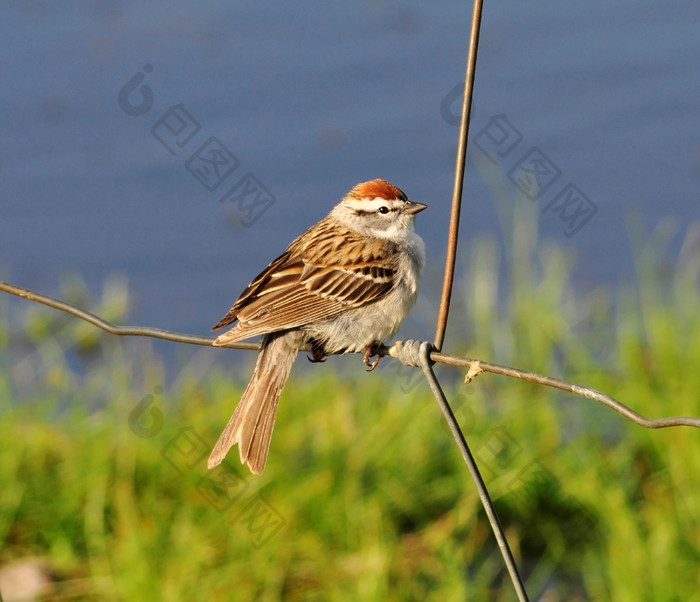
left=3, top=279, right=699, bottom=431
left=392, top=340, right=529, bottom=601
left=434, top=0, right=485, bottom=351
left=0, top=280, right=259, bottom=351
left=421, top=349, right=700, bottom=430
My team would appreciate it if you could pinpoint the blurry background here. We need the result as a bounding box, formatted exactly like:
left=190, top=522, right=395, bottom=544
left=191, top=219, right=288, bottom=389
left=2, top=2, right=700, bottom=600
left=2, top=0, right=699, bottom=339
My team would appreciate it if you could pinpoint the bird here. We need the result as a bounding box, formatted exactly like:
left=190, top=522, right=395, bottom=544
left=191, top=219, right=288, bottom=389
left=208, top=179, right=427, bottom=474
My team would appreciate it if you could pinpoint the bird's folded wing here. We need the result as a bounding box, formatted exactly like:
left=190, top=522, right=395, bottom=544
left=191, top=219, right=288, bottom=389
left=212, top=222, right=399, bottom=342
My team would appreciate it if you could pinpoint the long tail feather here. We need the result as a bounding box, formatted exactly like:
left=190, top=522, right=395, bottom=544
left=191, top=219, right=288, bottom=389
left=207, top=331, right=301, bottom=474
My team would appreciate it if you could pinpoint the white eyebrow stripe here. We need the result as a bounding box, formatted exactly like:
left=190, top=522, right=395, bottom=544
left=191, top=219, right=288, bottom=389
left=344, top=197, right=400, bottom=212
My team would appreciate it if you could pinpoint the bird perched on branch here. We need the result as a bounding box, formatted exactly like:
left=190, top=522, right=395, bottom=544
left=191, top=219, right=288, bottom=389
left=208, top=179, right=427, bottom=474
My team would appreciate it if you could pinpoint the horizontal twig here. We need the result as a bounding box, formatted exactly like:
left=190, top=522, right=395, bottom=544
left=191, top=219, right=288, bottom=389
left=2, top=280, right=700, bottom=431
left=421, top=350, right=700, bottom=430
left=0, top=280, right=258, bottom=351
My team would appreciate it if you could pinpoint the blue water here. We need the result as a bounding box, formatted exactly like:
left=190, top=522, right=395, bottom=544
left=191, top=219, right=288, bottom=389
left=2, top=1, right=699, bottom=349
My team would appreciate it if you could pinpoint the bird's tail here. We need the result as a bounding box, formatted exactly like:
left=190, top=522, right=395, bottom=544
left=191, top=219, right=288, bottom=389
left=207, top=331, right=300, bottom=474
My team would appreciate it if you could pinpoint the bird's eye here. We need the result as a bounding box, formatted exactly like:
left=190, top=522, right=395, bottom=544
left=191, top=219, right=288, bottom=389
left=378, top=206, right=390, bottom=215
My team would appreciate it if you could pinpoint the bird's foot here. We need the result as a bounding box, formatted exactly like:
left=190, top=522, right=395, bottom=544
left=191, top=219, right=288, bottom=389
left=363, top=342, right=382, bottom=371
left=307, top=339, right=327, bottom=363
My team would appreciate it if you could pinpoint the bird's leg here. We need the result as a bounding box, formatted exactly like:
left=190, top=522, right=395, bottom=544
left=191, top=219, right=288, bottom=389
left=363, top=341, right=382, bottom=371
left=307, top=338, right=327, bottom=363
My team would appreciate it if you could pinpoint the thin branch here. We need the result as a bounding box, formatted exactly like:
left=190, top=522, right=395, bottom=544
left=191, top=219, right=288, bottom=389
left=0, top=280, right=258, bottom=351
left=423, top=351, right=700, bottom=430
left=4, top=281, right=700, bottom=602
left=3, top=279, right=699, bottom=431
left=434, top=0, right=484, bottom=351
left=409, top=341, right=529, bottom=602
left=429, top=2, right=524, bottom=595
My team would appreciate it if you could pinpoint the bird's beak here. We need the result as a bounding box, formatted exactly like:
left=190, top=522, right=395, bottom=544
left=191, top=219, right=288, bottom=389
left=405, top=201, right=428, bottom=215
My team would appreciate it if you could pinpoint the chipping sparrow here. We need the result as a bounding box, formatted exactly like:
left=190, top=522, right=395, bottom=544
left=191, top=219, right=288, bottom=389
left=208, top=179, right=427, bottom=474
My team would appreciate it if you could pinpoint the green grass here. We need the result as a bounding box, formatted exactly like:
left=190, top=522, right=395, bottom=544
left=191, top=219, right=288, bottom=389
left=1, top=218, right=700, bottom=601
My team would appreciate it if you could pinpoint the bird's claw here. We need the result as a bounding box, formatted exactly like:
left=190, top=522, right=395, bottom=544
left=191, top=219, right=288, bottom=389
left=363, top=343, right=382, bottom=371
left=307, top=339, right=327, bottom=363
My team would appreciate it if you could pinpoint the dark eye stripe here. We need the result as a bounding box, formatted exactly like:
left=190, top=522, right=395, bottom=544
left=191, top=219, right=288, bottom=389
left=354, top=207, right=393, bottom=216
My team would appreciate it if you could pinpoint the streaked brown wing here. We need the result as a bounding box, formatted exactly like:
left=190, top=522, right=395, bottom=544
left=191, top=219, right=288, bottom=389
left=211, top=250, right=298, bottom=331
left=212, top=217, right=398, bottom=341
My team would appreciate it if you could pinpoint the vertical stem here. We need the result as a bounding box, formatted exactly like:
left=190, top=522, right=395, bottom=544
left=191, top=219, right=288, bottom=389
left=434, top=0, right=484, bottom=351
left=418, top=343, right=529, bottom=602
